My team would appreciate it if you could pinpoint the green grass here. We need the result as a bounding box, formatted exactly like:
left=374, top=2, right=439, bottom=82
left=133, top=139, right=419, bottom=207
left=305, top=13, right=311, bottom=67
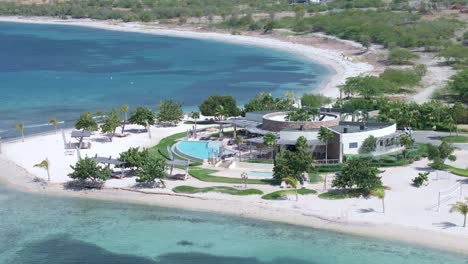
left=319, top=187, right=387, bottom=200
left=244, top=159, right=274, bottom=164
left=188, top=167, right=274, bottom=185
left=148, top=132, right=187, bottom=160
left=443, top=164, right=468, bottom=177
left=173, top=185, right=263, bottom=196
left=441, top=135, right=468, bottom=143
left=261, top=188, right=316, bottom=200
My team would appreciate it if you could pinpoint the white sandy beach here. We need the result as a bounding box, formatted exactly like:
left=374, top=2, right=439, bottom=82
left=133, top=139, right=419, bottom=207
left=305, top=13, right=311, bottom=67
left=1, top=124, right=468, bottom=253
left=0, top=16, right=467, bottom=254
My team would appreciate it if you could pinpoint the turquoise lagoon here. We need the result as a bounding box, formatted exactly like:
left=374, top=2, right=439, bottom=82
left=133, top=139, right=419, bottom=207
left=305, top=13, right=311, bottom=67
left=0, top=22, right=330, bottom=138
left=0, top=184, right=467, bottom=263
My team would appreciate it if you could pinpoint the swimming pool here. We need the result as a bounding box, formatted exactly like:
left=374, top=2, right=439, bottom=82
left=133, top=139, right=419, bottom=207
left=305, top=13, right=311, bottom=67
left=246, top=171, right=273, bottom=179
left=174, top=140, right=234, bottom=161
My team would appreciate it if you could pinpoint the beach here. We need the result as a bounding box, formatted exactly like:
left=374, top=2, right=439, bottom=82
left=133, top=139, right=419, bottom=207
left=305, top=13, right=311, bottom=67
left=0, top=16, right=467, bottom=254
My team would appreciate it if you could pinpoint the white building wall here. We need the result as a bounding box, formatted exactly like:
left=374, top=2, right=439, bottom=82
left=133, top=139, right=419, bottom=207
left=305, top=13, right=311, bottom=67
left=340, top=124, right=397, bottom=155
left=279, top=130, right=318, bottom=141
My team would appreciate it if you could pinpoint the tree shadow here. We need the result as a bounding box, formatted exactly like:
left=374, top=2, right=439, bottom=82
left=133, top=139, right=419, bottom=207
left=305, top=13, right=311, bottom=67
left=357, top=208, right=375, bottom=213
left=63, top=180, right=104, bottom=191
left=432, top=221, right=458, bottom=229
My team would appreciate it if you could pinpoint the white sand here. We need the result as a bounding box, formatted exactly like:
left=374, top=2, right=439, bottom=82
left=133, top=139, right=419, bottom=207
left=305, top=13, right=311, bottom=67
left=1, top=16, right=468, bottom=253
left=1, top=126, right=468, bottom=253
left=0, top=16, right=373, bottom=99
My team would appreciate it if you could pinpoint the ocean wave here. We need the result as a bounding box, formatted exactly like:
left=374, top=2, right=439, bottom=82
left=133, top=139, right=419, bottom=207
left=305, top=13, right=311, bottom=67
left=25, top=121, right=65, bottom=129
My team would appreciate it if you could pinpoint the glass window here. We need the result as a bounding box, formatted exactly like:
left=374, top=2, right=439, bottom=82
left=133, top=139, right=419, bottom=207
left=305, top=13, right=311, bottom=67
left=349, top=142, right=358, bottom=149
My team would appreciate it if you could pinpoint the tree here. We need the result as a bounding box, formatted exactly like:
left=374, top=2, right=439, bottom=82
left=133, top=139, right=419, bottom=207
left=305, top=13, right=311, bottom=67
left=438, top=44, right=468, bottom=66
left=318, top=127, right=334, bottom=163
left=283, top=176, right=299, bottom=201
left=199, top=95, right=239, bottom=117
left=388, top=48, right=420, bottom=65
left=157, top=99, right=183, bottom=125
left=119, top=105, right=129, bottom=121
left=263, top=132, right=277, bottom=159
left=100, top=109, right=121, bottom=142
left=190, top=111, right=200, bottom=138
left=49, top=117, right=59, bottom=134
left=214, top=105, right=226, bottom=121
left=118, top=147, right=150, bottom=169
left=128, top=107, right=155, bottom=128
left=450, top=102, right=465, bottom=136
left=301, top=93, right=331, bottom=108
left=359, top=135, right=377, bottom=154
left=332, top=159, right=382, bottom=194
left=427, top=142, right=456, bottom=169
left=400, top=134, right=415, bottom=158
left=371, top=188, right=385, bottom=213
left=359, top=35, right=372, bottom=51
left=412, top=172, right=429, bottom=187
left=75, top=112, right=98, bottom=131
left=243, top=93, right=295, bottom=113
left=448, top=69, right=468, bottom=102
left=273, top=137, right=314, bottom=183
left=413, top=64, right=427, bottom=77
left=34, top=158, right=50, bottom=182
left=449, top=198, right=468, bottom=228
left=263, top=20, right=275, bottom=34
left=68, top=157, right=111, bottom=184
left=16, top=123, right=25, bottom=142
left=135, top=156, right=167, bottom=188
left=234, top=135, right=243, bottom=160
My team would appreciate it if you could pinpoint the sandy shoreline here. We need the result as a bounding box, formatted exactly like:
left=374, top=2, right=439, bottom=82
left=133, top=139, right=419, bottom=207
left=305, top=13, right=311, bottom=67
left=0, top=16, right=374, bottom=99
left=0, top=16, right=467, bottom=255
left=1, top=154, right=467, bottom=254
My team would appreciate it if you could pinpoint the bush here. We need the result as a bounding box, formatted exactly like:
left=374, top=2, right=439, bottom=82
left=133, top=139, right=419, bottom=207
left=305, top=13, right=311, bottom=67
left=388, top=48, right=420, bottom=65
left=380, top=68, right=421, bottom=88
left=412, top=172, right=429, bottom=187
left=359, top=135, right=377, bottom=154
left=301, top=93, right=332, bottom=108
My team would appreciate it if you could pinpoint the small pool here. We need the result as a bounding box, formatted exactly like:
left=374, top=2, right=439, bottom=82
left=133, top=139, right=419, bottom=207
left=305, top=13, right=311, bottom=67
left=246, top=171, right=273, bottom=179
left=174, top=140, right=234, bottom=161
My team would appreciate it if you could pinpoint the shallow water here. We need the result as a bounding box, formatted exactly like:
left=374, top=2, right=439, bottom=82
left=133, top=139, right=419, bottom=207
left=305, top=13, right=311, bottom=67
left=0, top=184, right=467, bottom=264
left=0, top=22, right=329, bottom=138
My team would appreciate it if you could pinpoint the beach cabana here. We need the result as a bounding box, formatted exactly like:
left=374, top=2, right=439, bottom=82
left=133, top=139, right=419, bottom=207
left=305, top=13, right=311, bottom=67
left=91, top=154, right=127, bottom=178
left=71, top=130, right=92, bottom=149
left=166, top=146, right=191, bottom=180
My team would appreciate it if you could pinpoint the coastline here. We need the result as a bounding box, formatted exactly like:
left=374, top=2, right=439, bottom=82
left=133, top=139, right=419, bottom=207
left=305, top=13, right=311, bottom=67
left=1, top=155, right=467, bottom=254
left=0, top=16, right=374, bottom=99
left=0, top=16, right=467, bottom=255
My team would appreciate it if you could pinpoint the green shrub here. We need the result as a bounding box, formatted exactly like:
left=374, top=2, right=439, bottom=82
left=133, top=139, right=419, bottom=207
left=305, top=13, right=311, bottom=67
left=412, top=172, right=429, bottom=187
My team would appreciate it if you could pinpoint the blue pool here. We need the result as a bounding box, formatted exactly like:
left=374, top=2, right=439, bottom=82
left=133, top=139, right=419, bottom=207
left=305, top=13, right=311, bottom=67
left=247, top=171, right=273, bottom=179
left=174, top=140, right=234, bottom=161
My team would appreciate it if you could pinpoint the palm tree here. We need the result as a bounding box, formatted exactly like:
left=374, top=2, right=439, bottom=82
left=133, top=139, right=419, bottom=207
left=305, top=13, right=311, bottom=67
left=16, top=123, right=25, bottom=142
left=49, top=117, right=59, bottom=134
left=372, top=188, right=385, bottom=213
left=119, top=105, right=129, bottom=121
left=34, top=158, right=50, bottom=182
left=214, top=105, right=225, bottom=121
left=317, top=127, right=334, bottom=164
left=449, top=198, right=468, bottom=227
left=190, top=111, right=200, bottom=138
left=400, top=134, right=415, bottom=159
left=443, top=116, right=455, bottom=136
left=234, top=135, right=243, bottom=161
left=284, top=91, right=296, bottom=105
left=263, top=132, right=277, bottom=160
left=283, top=177, right=299, bottom=201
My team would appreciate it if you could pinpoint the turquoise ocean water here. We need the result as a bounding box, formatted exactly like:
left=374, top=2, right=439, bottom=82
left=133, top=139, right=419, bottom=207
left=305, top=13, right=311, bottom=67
left=0, top=22, right=330, bottom=139
left=0, top=184, right=467, bottom=264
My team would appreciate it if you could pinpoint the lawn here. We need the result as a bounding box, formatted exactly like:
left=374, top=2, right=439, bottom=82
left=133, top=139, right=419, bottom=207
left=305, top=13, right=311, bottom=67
left=441, top=135, right=468, bottom=143
left=319, top=187, right=387, bottom=200
left=173, top=186, right=263, bottom=196
left=188, top=167, right=274, bottom=185
left=444, top=165, right=468, bottom=177
left=261, top=188, right=317, bottom=200
left=147, top=132, right=187, bottom=160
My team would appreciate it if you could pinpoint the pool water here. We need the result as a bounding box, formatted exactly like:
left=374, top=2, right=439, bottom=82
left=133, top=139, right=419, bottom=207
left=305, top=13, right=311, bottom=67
left=174, top=140, right=234, bottom=161
left=247, top=171, right=274, bottom=179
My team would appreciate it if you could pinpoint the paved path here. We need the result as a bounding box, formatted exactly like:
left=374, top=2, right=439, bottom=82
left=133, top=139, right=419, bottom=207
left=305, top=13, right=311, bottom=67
left=411, top=131, right=468, bottom=151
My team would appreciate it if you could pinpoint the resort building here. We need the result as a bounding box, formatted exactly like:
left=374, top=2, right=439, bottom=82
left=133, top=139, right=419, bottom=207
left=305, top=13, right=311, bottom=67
left=220, top=109, right=404, bottom=163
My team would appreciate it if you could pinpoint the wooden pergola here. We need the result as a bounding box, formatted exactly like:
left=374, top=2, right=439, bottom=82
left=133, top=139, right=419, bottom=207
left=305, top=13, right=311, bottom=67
left=71, top=130, right=92, bottom=149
